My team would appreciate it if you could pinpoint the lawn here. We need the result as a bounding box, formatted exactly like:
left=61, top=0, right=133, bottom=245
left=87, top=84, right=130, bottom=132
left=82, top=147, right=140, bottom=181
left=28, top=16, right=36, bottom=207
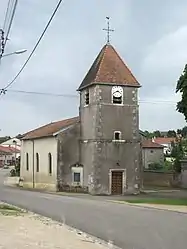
left=125, top=198, right=187, bottom=206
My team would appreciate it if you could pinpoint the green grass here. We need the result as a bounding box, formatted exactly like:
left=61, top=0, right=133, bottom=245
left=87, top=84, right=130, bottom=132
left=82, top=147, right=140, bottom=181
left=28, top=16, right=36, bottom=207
left=0, top=204, right=20, bottom=211
left=0, top=203, right=24, bottom=216
left=125, top=198, right=187, bottom=206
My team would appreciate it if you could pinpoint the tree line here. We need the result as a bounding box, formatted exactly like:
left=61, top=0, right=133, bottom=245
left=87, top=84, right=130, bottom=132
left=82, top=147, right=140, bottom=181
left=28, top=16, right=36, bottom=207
left=143, top=126, right=187, bottom=138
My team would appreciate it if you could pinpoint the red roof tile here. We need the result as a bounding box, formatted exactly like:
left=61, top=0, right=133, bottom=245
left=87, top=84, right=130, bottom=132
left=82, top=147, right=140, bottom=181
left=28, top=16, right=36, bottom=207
left=78, top=44, right=140, bottom=90
left=22, top=117, right=79, bottom=140
left=153, top=137, right=176, bottom=145
left=142, top=140, right=164, bottom=148
left=0, top=145, right=20, bottom=154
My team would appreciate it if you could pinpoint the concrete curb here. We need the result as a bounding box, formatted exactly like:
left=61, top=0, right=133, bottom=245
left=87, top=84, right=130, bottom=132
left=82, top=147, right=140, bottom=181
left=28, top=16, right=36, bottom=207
left=108, top=200, right=187, bottom=215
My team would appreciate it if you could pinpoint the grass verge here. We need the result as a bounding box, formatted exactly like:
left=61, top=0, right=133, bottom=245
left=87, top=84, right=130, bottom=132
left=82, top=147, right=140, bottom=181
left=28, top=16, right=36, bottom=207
left=125, top=198, right=187, bottom=206
left=0, top=203, right=25, bottom=216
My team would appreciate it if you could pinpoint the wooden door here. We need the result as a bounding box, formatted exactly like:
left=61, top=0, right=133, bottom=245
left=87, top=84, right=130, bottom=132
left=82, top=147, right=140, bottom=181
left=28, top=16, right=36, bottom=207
left=111, top=171, right=123, bottom=195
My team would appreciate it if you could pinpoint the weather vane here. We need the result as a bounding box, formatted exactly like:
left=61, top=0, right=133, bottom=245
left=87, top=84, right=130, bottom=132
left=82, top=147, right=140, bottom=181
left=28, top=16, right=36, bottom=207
left=103, top=17, right=114, bottom=44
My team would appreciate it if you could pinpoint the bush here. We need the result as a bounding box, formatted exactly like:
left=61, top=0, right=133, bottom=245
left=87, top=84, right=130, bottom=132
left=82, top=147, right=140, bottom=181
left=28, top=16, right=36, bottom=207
left=10, top=169, right=16, bottom=177
left=9, top=163, right=20, bottom=177
left=164, top=160, right=173, bottom=171
left=148, top=162, right=163, bottom=170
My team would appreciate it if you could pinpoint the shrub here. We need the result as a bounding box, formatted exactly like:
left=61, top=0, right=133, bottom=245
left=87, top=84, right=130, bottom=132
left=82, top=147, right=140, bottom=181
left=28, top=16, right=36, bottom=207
left=10, top=169, right=16, bottom=177
left=148, top=162, right=163, bottom=170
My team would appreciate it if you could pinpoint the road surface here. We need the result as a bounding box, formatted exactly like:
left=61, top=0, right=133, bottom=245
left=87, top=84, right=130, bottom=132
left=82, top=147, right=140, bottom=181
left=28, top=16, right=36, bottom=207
left=0, top=169, right=187, bottom=249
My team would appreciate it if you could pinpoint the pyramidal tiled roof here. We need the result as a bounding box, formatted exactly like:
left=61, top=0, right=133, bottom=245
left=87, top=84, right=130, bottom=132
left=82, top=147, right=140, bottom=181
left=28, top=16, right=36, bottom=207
left=78, top=44, right=140, bottom=90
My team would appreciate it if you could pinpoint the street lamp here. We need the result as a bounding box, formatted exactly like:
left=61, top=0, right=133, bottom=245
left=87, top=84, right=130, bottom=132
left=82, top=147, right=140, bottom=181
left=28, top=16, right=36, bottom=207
left=1, top=49, right=27, bottom=58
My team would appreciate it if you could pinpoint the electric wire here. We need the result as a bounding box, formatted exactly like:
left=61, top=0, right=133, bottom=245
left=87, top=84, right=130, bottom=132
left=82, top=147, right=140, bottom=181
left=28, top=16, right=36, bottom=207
left=0, top=0, right=63, bottom=93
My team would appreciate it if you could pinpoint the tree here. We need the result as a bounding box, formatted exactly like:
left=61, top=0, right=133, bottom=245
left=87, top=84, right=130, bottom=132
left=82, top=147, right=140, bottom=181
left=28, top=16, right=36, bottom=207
left=143, top=130, right=154, bottom=138
left=181, top=126, right=187, bottom=137
left=153, top=130, right=161, bottom=137
left=171, top=138, right=185, bottom=173
left=0, top=136, right=11, bottom=144
left=176, top=64, right=187, bottom=121
left=177, top=129, right=182, bottom=135
left=167, top=130, right=176, bottom=137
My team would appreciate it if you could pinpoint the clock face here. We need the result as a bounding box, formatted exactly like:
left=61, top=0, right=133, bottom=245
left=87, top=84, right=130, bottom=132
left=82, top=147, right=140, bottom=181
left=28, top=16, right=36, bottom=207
left=112, top=86, right=123, bottom=97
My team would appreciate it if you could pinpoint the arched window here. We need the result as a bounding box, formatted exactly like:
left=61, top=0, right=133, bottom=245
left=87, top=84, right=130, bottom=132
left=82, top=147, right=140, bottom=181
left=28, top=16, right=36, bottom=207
left=36, top=153, right=39, bottom=172
left=48, top=153, right=52, bottom=175
left=26, top=153, right=29, bottom=171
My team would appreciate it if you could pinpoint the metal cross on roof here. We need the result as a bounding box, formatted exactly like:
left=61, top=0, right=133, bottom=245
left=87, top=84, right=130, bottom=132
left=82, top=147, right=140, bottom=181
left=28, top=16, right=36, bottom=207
left=103, top=17, right=114, bottom=44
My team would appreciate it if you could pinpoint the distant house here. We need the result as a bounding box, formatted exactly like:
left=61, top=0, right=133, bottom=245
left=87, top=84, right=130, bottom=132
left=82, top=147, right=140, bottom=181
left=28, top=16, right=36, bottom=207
left=1, top=137, right=21, bottom=149
left=152, top=137, right=176, bottom=155
left=0, top=145, right=20, bottom=166
left=142, top=139, right=164, bottom=169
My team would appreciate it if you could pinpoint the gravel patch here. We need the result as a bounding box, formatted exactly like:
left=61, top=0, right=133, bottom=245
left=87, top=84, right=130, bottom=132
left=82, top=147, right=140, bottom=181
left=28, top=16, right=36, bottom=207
left=0, top=210, right=116, bottom=249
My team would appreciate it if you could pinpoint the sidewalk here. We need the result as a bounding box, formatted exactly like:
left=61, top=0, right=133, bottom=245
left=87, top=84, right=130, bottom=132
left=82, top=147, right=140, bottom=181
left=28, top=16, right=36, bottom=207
left=0, top=213, right=117, bottom=249
left=111, top=200, right=187, bottom=214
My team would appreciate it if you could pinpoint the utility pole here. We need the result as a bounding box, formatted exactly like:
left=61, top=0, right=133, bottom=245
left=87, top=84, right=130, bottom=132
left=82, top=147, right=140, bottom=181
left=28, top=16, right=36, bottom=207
left=13, top=140, right=17, bottom=166
left=0, top=28, right=5, bottom=59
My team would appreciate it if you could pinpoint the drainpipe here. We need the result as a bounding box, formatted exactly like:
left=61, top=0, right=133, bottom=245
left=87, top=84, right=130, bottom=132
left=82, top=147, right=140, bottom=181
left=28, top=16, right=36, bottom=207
left=32, top=140, right=35, bottom=188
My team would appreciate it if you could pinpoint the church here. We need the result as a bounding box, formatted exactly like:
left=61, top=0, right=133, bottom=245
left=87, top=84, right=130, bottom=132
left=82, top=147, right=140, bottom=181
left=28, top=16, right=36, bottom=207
left=20, top=39, right=142, bottom=195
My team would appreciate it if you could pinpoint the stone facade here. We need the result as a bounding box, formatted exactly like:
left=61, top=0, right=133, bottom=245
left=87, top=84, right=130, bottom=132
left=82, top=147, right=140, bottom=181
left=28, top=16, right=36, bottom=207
left=79, top=85, right=140, bottom=194
left=142, top=147, right=164, bottom=169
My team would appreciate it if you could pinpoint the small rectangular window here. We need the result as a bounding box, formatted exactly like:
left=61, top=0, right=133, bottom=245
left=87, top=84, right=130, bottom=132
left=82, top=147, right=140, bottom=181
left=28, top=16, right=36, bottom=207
left=85, top=91, right=89, bottom=105
left=74, top=172, right=80, bottom=182
left=114, top=131, right=121, bottom=140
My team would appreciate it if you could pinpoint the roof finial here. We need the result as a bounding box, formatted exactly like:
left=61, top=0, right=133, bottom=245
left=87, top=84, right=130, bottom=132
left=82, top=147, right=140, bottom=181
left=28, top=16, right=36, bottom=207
left=103, top=17, right=114, bottom=44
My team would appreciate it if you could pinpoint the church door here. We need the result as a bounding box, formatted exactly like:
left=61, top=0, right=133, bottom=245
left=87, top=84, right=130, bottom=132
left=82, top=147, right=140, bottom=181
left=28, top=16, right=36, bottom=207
left=111, top=171, right=123, bottom=195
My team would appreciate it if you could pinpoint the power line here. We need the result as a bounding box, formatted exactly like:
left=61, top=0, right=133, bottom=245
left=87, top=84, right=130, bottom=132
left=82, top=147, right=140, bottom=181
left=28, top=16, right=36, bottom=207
left=0, top=0, right=17, bottom=62
left=1, top=88, right=178, bottom=105
left=4, top=0, right=18, bottom=48
left=3, top=0, right=12, bottom=31
left=8, top=89, right=79, bottom=98
left=0, top=0, right=63, bottom=93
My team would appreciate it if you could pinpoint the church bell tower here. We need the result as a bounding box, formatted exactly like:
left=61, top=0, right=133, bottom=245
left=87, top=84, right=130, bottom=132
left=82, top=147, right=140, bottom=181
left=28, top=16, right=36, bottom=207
left=77, top=18, right=141, bottom=195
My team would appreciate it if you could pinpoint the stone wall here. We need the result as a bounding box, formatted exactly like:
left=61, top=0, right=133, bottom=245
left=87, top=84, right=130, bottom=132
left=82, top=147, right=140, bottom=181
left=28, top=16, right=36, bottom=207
left=142, top=170, right=177, bottom=187
left=181, top=160, right=187, bottom=188
left=57, top=123, right=80, bottom=191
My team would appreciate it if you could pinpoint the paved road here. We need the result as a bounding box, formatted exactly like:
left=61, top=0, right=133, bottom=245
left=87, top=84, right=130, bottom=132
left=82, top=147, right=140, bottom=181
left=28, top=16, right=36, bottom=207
left=0, top=170, right=187, bottom=249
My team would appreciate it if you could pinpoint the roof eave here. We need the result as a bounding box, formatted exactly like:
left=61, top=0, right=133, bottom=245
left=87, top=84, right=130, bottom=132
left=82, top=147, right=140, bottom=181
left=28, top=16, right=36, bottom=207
left=22, top=134, right=54, bottom=141
left=77, top=81, right=141, bottom=91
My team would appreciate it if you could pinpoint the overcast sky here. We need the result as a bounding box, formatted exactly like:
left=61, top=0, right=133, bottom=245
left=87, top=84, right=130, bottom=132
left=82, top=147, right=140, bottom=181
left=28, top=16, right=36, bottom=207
left=0, top=0, right=187, bottom=136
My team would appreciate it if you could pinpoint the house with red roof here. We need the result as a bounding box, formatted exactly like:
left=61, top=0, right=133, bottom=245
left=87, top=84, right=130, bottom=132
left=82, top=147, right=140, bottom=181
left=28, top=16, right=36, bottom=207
left=20, top=41, right=142, bottom=195
left=152, top=137, right=176, bottom=155
left=0, top=145, right=20, bottom=167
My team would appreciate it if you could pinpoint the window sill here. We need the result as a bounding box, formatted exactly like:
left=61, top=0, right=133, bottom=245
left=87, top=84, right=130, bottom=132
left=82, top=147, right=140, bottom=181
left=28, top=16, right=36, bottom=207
left=112, top=103, right=124, bottom=106
left=112, top=140, right=126, bottom=143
